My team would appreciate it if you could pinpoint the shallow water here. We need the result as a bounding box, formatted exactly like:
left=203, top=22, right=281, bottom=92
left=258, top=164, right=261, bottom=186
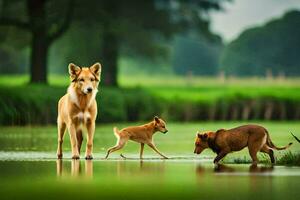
left=1, top=124, right=300, bottom=200
left=1, top=153, right=300, bottom=200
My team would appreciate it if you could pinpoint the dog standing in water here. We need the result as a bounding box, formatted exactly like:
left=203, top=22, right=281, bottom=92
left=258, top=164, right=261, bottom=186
left=194, top=124, right=293, bottom=165
left=105, top=116, right=169, bottom=159
left=56, top=63, right=101, bottom=160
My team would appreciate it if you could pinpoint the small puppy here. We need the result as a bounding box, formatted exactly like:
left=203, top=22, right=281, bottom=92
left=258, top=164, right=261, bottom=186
left=105, top=116, right=169, bottom=159
left=194, top=124, right=292, bottom=165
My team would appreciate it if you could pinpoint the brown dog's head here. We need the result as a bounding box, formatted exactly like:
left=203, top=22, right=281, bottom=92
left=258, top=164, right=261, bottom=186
left=194, top=132, right=210, bottom=154
left=69, top=63, right=101, bottom=95
left=154, top=116, right=168, bottom=134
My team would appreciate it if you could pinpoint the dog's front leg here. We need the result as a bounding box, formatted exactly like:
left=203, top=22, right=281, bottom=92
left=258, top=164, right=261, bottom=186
left=213, top=151, right=228, bottom=164
left=147, top=142, right=168, bottom=159
left=68, top=124, right=80, bottom=159
left=85, top=120, right=95, bottom=160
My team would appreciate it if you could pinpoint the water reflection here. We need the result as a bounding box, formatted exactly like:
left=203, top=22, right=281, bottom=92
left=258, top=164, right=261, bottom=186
left=249, top=164, right=273, bottom=173
left=195, top=163, right=274, bottom=175
left=116, top=160, right=166, bottom=178
left=214, top=164, right=235, bottom=173
left=56, top=159, right=93, bottom=179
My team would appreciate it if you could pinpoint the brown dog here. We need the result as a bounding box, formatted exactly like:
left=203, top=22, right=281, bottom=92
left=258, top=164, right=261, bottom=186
left=194, top=124, right=292, bottom=165
left=57, top=63, right=101, bottom=160
left=105, top=116, right=169, bottom=159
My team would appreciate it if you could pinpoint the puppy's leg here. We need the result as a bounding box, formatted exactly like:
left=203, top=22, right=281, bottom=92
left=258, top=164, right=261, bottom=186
left=213, top=150, right=228, bottom=164
left=85, top=120, right=95, bottom=160
left=140, top=143, right=145, bottom=159
left=260, top=144, right=275, bottom=164
left=57, top=120, right=66, bottom=159
left=147, top=142, right=168, bottom=159
left=105, top=138, right=127, bottom=159
left=76, top=129, right=83, bottom=155
left=68, top=123, right=80, bottom=159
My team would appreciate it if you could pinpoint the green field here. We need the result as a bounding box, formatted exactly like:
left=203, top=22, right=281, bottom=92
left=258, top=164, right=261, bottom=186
left=1, top=75, right=300, bottom=102
left=0, top=122, right=300, bottom=200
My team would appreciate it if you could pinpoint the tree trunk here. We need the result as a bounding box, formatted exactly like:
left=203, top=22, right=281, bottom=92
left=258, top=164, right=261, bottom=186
left=101, top=31, right=119, bottom=87
left=28, top=0, right=48, bottom=84
left=30, top=32, right=48, bottom=83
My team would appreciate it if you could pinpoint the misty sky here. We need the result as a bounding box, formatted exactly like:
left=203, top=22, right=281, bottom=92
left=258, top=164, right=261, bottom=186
left=210, top=0, right=300, bottom=42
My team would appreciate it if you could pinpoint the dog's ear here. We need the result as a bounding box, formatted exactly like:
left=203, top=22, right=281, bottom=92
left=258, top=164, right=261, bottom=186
left=68, top=63, right=81, bottom=82
left=90, top=62, right=102, bottom=81
left=154, top=116, right=160, bottom=123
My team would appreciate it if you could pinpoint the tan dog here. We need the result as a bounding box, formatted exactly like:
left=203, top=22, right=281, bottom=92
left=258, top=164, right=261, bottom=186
left=56, top=63, right=101, bottom=160
left=194, top=124, right=292, bottom=165
left=105, top=116, right=169, bottom=159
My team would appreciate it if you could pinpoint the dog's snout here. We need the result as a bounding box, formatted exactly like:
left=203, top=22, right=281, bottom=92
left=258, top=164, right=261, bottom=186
left=87, top=88, right=93, bottom=93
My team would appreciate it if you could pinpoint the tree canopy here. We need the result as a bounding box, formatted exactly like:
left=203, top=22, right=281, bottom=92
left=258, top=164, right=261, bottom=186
left=221, top=10, right=300, bottom=77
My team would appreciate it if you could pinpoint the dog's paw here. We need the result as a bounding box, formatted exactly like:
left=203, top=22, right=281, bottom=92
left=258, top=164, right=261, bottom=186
left=85, top=155, right=93, bottom=160
left=72, top=155, right=80, bottom=160
left=57, top=154, right=63, bottom=159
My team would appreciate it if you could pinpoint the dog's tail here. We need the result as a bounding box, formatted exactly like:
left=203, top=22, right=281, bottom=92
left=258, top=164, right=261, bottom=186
left=113, top=127, right=120, bottom=138
left=291, top=132, right=300, bottom=143
left=265, top=129, right=292, bottom=150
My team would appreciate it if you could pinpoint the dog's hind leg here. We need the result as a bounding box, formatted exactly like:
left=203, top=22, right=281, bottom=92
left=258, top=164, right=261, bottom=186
left=105, top=138, right=127, bottom=159
left=76, top=129, right=83, bottom=155
left=57, top=120, right=66, bottom=159
left=260, top=144, right=275, bottom=164
left=147, top=142, right=168, bottom=159
left=248, top=134, right=266, bottom=165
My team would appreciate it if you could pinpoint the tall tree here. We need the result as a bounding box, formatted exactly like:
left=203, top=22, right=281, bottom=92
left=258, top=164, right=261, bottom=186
left=0, top=0, right=74, bottom=83
left=76, top=0, right=227, bottom=86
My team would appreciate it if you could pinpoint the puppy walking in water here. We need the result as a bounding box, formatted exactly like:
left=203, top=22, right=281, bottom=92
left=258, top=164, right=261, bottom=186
left=194, top=124, right=293, bottom=165
left=105, top=116, right=169, bottom=159
left=56, top=63, right=101, bottom=160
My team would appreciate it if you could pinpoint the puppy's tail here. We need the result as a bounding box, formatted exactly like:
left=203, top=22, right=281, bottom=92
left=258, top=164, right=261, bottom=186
left=265, top=129, right=292, bottom=150
left=113, top=127, right=120, bottom=138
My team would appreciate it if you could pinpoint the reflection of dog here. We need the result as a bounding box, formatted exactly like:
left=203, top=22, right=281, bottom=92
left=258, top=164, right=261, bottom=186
left=194, top=125, right=293, bottom=165
left=56, top=63, right=101, bottom=160
left=249, top=164, right=273, bottom=173
left=56, top=159, right=93, bottom=178
left=214, top=164, right=235, bottom=173
left=105, top=116, right=169, bottom=159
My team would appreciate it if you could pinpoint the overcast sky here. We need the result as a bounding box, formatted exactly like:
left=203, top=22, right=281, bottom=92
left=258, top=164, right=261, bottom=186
left=210, top=0, right=300, bottom=42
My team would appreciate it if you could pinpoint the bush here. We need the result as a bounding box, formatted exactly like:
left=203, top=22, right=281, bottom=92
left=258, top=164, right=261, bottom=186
left=0, top=85, right=300, bottom=125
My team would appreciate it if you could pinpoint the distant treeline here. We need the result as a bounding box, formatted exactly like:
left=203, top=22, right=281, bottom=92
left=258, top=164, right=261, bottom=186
left=221, top=10, right=300, bottom=77
left=0, top=85, right=299, bottom=125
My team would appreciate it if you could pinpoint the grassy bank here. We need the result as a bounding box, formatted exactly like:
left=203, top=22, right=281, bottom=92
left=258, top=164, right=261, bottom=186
left=0, top=75, right=300, bottom=125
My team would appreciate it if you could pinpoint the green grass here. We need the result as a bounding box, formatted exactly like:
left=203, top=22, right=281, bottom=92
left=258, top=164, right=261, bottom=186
left=277, top=151, right=300, bottom=166
left=1, top=75, right=300, bottom=103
